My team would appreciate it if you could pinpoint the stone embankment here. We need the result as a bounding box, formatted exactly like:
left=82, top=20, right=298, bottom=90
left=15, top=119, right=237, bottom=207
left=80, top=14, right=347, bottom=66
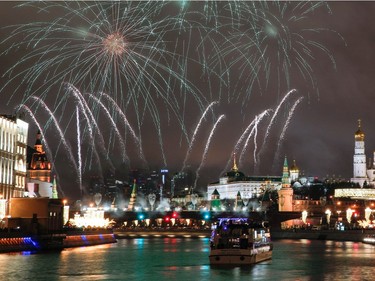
left=271, top=229, right=375, bottom=242
left=114, top=228, right=211, bottom=239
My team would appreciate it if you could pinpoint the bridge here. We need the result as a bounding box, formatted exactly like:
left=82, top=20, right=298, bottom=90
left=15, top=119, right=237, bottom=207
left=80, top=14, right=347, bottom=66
left=108, top=210, right=306, bottom=230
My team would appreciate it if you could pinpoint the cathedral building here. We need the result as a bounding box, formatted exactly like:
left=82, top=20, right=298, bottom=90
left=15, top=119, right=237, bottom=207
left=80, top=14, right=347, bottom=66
left=289, top=160, right=300, bottom=182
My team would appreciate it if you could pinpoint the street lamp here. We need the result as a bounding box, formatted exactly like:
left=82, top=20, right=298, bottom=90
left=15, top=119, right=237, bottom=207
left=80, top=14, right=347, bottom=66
left=325, top=209, right=332, bottom=225
left=365, top=207, right=372, bottom=222
left=302, top=210, right=308, bottom=224
left=63, top=199, right=69, bottom=225
left=346, top=208, right=353, bottom=224
left=0, top=194, right=7, bottom=221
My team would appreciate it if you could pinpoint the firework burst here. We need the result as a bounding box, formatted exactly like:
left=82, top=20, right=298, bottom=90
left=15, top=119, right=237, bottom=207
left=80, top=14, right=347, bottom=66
left=1, top=1, right=207, bottom=147
left=200, top=1, right=344, bottom=104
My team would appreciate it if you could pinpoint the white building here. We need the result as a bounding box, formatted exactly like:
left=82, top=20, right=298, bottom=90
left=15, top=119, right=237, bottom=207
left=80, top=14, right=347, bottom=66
left=207, top=156, right=282, bottom=202
left=289, top=160, right=300, bottom=182
left=0, top=115, right=29, bottom=201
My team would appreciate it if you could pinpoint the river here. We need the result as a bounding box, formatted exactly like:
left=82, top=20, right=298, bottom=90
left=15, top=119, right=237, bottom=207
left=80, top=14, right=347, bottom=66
left=1, top=238, right=374, bottom=281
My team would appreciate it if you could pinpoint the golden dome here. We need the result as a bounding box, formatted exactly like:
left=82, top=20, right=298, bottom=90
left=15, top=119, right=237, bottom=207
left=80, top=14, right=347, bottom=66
left=290, top=160, right=299, bottom=171
left=355, top=119, right=365, bottom=141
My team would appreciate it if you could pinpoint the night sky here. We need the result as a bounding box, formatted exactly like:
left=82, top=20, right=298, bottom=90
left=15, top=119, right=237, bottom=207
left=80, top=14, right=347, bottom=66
left=1, top=1, right=375, bottom=200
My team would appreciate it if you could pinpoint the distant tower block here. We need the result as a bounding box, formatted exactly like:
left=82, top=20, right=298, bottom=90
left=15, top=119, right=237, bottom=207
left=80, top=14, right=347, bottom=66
left=278, top=157, right=293, bottom=212
left=127, top=179, right=137, bottom=211
left=351, top=119, right=368, bottom=187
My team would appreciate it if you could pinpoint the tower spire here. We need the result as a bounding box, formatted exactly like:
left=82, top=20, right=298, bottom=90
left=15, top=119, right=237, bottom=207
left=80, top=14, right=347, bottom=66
left=282, top=156, right=290, bottom=188
left=52, top=175, right=58, bottom=199
left=127, top=179, right=137, bottom=211
left=232, top=153, right=238, bottom=172
left=278, top=156, right=294, bottom=212
left=35, top=130, right=43, bottom=153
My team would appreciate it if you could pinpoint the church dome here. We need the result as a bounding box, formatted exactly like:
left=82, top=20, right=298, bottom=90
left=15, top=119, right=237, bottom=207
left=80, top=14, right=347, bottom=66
left=290, top=160, right=299, bottom=171
left=355, top=119, right=365, bottom=141
left=224, top=169, right=246, bottom=179
left=223, top=153, right=246, bottom=180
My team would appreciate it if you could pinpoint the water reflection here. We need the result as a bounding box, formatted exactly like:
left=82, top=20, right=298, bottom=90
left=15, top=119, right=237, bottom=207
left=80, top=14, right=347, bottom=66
left=0, top=239, right=375, bottom=281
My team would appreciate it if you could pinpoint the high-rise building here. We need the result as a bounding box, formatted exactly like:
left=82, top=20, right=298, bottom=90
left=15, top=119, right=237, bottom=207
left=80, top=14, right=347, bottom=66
left=0, top=115, right=29, bottom=201
left=171, top=170, right=194, bottom=196
left=0, top=115, right=29, bottom=219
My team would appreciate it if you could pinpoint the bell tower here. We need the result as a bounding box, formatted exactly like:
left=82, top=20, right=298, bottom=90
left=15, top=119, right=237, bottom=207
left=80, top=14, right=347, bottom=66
left=351, top=119, right=368, bottom=186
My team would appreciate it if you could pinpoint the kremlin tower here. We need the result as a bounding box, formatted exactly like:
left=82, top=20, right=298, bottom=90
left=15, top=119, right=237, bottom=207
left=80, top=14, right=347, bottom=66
left=277, top=156, right=294, bottom=212
left=127, top=179, right=137, bottom=211
left=351, top=120, right=368, bottom=187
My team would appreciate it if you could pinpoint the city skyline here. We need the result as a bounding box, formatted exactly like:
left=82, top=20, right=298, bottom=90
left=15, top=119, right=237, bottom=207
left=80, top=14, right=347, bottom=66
left=1, top=1, right=375, bottom=199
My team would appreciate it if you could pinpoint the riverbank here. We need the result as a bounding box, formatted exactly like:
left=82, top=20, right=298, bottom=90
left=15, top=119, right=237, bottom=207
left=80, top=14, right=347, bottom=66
left=2, top=228, right=374, bottom=253
left=63, top=232, right=116, bottom=248
left=271, top=229, right=375, bottom=242
left=114, top=228, right=211, bottom=239
left=114, top=227, right=375, bottom=243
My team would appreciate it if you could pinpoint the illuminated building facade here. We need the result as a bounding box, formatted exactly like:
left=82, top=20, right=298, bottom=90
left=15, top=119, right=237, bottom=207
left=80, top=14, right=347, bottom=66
left=127, top=179, right=137, bottom=211
left=6, top=197, right=64, bottom=234
left=289, top=160, right=300, bottom=181
left=0, top=115, right=29, bottom=201
left=26, top=130, right=56, bottom=199
left=207, top=155, right=282, bottom=202
left=28, top=130, right=51, bottom=183
left=351, top=119, right=368, bottom=186
left=278, top=157, right=294, bottom=212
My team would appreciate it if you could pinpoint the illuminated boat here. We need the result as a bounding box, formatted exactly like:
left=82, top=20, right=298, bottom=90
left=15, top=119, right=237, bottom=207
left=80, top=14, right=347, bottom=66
left=209, top=217, right=272, bottom=265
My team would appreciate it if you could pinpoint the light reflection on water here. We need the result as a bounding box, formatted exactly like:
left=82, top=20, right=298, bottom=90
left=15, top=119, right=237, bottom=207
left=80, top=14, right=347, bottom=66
left=1, top=238, right=375, bottom=281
